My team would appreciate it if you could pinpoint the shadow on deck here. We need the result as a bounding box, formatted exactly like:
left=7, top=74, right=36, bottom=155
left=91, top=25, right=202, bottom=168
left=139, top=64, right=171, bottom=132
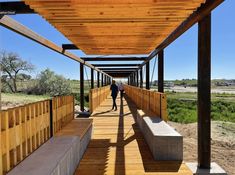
left=75, top=95, right=191, bottom=175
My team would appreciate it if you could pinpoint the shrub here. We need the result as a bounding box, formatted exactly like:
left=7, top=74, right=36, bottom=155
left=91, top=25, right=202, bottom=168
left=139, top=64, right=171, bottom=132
left=168, top=97, right=235, bottom=123
left=32, top=69, right=72, bottom=96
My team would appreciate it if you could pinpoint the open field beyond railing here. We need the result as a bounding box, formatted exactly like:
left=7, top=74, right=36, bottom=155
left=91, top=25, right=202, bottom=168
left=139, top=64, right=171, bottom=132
left=89, top=86, right=110, bottom=113
left=124, top=85, right=168, bottom=121
left=0, top=95, right=74, bottom=175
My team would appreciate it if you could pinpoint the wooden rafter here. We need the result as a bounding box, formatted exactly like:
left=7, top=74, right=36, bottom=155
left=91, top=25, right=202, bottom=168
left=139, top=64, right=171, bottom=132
left=142, top=0, right=224, bottom=67
left=82, top=57, right=147, bottom=61
left=0, top=15, right=111, bottom=77
left=100, top=68, right=137, bottom=71
left=93, top=64, right=140, bottom=67
left=23, top=0, right=207, bottom=55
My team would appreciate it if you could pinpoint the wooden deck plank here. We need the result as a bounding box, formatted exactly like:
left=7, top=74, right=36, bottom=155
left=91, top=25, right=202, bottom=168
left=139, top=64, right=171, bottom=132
left=75, top=95, right=192, bottom=175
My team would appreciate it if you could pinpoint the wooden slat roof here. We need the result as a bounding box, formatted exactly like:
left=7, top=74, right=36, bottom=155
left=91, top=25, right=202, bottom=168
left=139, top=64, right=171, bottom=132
left=23, top=0, right=206, bottom=55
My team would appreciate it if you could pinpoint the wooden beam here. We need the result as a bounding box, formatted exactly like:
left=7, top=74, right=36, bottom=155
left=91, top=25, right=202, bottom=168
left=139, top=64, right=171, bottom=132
left=0, top=2, right=35, bottom=15
left=146, top=62, right=150, bottom=89
left=107, top=73, right=130, bottom=77
left=158, top=50, right=164, bottom=92
left=23, top=0, right=208, bottom=55
left=198, top=13, right=211, bottom=169
left=103, top=72, right=134, bottom=75
left=103, top=70, right=133, bottom=72
left=82, top=57, right=147, bottom=61
left=100, top=68, right=138, bottom=71
left=62, top=44, right=79, bottom=50
left=0, top=15, right=111, bottom=78
left=80, top=63, right=84, bottom=112
left=91, top=68, right=94, bottom=89
left=93, top=64, right=141, bottom=67
left=141, top=0, right=224, bottom=67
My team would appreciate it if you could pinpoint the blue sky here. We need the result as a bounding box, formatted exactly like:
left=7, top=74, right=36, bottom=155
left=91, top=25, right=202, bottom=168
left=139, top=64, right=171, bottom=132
left=0, top=0, right=234, bottom=80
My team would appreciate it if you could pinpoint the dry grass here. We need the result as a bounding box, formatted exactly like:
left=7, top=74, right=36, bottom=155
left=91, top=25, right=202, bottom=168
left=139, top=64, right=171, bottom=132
left=1, top=93, right=50, bottom=110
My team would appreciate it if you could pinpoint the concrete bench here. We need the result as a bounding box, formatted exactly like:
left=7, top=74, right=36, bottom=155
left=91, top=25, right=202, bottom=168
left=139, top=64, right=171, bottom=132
left=7, top=119, right=93, bottom=175
left=7, top=136, right=80, bottom=175
left=55, top=119, right=93, bottom=160
left=137, top=110, right=183, bottom=161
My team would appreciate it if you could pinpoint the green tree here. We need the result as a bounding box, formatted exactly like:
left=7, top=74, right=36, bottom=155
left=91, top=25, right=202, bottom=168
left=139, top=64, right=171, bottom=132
left=35, top=69, right=71, bottom=96
left=0, top=51, right=34, bottom=92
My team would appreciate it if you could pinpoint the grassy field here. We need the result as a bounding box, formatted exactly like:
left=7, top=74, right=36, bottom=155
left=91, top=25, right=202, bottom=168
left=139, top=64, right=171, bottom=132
left=2, top=80, right=97, bottom=109
left=16, top=79, right=92, bottom=94
left=13, top=80, right=94, bottom=107
left=1, top=93, right=50, bottom=110
left=2, top=93, right=50, bottom=102
left=167, top=91, right=235, bottom=123
left=2, top=91, right=235, bottom=123
left=2, top=80, right=235, bottom=124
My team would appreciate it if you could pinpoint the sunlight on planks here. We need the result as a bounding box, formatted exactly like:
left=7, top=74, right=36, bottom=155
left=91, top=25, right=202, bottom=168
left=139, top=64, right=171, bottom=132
left=75, top=95, right=192, bottom=175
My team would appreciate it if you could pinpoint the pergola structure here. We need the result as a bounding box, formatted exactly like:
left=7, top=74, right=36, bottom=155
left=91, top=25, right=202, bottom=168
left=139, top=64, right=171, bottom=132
left=0, top=0, right=225, bottom=171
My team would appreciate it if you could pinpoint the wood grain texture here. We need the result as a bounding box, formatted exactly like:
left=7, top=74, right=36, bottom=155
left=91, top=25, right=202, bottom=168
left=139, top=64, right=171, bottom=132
left=23, top=0, right=206, bottom=54
left=75, top=95, right=191, bottom=175
left=124, top=85, right=168, bottom=121
left=89, top=86, right=110, bottom=113
left=52, top=95, right=74, bottom=135
left=0, top=96, right=74, bottom=175
left=0, top=100, right=51, bottom=175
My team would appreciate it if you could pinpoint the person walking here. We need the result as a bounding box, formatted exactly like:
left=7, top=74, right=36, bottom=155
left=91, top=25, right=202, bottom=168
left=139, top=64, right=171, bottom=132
left=110, top=80, right=118, bottom=111
left=118, top=82, right=124, bottom=99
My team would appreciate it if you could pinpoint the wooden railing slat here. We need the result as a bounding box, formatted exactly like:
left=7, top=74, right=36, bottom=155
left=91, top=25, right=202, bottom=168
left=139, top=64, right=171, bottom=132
left=124, top=85, right=168, bottom=121
left=0, top=95, right=75, bottom=175
left=89, top=86, right=110, bottom=113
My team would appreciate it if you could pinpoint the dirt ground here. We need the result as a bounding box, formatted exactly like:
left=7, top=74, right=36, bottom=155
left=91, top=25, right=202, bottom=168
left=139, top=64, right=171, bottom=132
left=169, top=121, right=235, bottom=175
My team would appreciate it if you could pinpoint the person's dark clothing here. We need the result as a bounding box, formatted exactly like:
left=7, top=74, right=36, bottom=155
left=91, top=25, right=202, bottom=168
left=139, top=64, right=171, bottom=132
left=112, top=96, right=117, bottom=110
left=110, top=84, right=118, bottom=97
left=110, top=84, right=118, bottom=110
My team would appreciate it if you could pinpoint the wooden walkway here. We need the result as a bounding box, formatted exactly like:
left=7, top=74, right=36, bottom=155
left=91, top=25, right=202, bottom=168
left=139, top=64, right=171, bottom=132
left=75, top=95, right=192, bottom=175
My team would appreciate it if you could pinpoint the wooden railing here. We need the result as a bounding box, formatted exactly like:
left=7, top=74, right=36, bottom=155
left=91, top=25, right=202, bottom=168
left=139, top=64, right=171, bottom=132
left=0, top=95, right=74, bottom=175
left=89, top=86, right=110, bottom=113
left=52, top=96, right=74, bottom=135
left=124, top=85, right=168, bottom=121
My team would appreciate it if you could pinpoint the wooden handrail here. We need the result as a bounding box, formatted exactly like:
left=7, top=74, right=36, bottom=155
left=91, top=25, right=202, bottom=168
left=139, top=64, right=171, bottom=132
left=0, top=95, right=74, bottom=175
left=124, top=85, right=168, bottom=121
left=89, top=86, right=110, bottom=113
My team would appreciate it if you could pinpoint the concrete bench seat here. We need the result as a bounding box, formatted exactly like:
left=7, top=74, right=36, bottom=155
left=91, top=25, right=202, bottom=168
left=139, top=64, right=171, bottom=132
left=136, top=109, right=154, bottom=131
left=7, top=136, right=80, bottom=175
left=7, top=118, right=93, bottom=175
left=55, top=118, right=93, bottom=159
left=137, top=110, right=183, bottom=161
